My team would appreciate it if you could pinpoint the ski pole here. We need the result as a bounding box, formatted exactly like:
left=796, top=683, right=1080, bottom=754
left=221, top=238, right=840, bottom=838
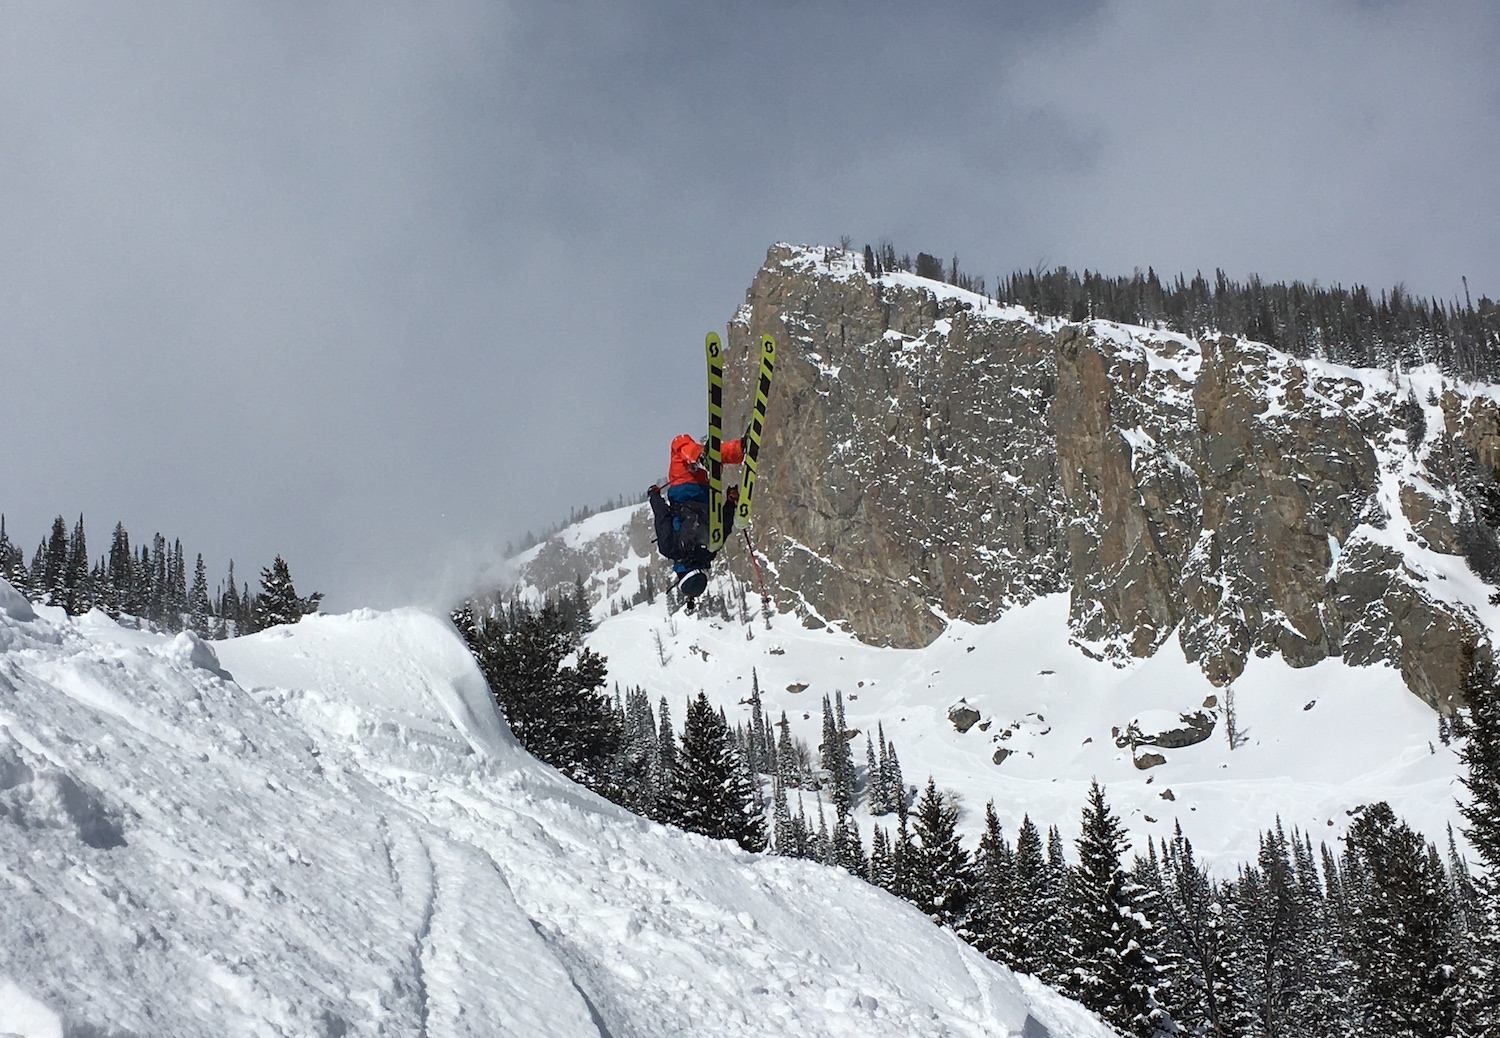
left=743, top=527, right=772, bottom=625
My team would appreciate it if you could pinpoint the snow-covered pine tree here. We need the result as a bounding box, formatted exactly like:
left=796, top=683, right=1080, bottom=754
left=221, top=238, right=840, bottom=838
left=0, top=515, right=21, bottom=589
left=812, top=793, right=832, bottom=864
left=105, top=522, right=132, bottom=618
left=1153, top=824, right=1248, bottom=1038
left=864, top=733, right=883, bottom=814
left=655, top=696, right=677, bottom=812
left=1340, top=801, right=1460, bottom=1038
left=1457, top=653, right=1500, bottom=1035
left=1063, top=779, right=1172, bottom=1037
left=747, top=668, right=767, bottom=773
left=1010, top=815, right=1059, bottom=978
left=892, top=800, right=917, bottom=903
left=188, top=553, right=212, bottom=636
left=671, top=692, right=764, bottom=852
left=42, top=516, right=67, bottom=608
left=910, top=777, right=973, bottom=934
left=832, top=691, right=855, bottom=810
left=775, top=712, right=801, bottom=789
left=250, top=555, right=321, bottom=631
left=771, top=775, right=795, bottom=855
left=613, top=686, right=661, bottom=819
left=818, top=696, right=842, bottom=805
left=868, top=824, right=894, bottom=891
left=0, top=517, right=32, bottom=599
left=166, top=538, right=187, bottom=629
left=62, top=514, right=90, bottom=615
left=736, top=735, right=768, bottom=853
left=882, top=735, right=906, bottom=815
left=470, top=605, right=620, bottom=790
left=970, top=801, right=1014, bottom=963
left=832, top=811, right=865, bottom=877
left=149, top=534, right=167, bottom=626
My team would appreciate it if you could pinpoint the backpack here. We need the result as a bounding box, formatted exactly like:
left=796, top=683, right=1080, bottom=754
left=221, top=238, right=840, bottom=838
left=671, top=499, right=710, bottom=557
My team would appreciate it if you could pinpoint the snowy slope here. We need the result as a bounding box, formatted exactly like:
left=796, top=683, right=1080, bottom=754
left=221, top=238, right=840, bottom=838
left=0, top=579, right=1113, bottom=1038
left=571, top=504, right=1468, bottom=872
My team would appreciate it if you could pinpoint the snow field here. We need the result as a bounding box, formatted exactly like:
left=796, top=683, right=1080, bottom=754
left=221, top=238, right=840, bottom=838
left=0, top=582, right=1113, bottom=1037
left=588, top=574, right=1466, bottom=872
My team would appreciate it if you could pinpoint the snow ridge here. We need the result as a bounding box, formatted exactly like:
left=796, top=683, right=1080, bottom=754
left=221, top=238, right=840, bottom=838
left=0, top=580, right=1111, bottom=1037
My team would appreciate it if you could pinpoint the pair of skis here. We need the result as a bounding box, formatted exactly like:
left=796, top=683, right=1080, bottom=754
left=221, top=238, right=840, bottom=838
left=704, top=332, right=776, bottom=552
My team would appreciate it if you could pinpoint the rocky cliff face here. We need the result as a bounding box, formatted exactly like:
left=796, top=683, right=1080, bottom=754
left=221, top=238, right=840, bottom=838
left=712, top=245, right=1500, bottom=710
left=509, top=245, right=1499, bottom=710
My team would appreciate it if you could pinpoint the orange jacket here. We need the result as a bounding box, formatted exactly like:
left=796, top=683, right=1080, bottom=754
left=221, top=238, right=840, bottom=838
left=668, top=432, right=745, bottom=487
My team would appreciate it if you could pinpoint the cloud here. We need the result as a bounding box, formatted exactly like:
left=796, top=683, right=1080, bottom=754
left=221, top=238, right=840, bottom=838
left=1, top=0, right=1494, bottom=610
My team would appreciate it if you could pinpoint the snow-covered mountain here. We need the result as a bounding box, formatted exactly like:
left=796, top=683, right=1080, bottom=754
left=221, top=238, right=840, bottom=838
left=0, top=578, right=1113, bottom=1037
left=508, top=505, right=1464, bottom=872
left=504, top=243, right=1496, bottom=869
left=687, top=244, right=1498, bottom=711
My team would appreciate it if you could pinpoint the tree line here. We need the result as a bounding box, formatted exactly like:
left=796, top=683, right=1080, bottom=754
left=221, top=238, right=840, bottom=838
left=0, top=512, right=321, bottom=636
left=859, top=240, right=1500, bottom=382
left=458, top=589, right=1500, bottom=1038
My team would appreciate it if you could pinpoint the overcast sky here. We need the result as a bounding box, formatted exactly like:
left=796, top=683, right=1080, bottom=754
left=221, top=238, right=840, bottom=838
left=3, top=1, right=1497, bottom=611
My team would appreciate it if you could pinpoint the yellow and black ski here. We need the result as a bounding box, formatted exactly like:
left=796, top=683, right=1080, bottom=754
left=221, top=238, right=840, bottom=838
left=705, top=332, right=726, bottom=551
left=736, top=334, right=776, bottom=527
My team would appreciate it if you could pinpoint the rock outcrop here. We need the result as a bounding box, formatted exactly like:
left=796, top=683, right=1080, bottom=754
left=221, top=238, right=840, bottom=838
left=718, top=244, right=1498, bottom=710
left=508, top=244, right=1498, bottom=711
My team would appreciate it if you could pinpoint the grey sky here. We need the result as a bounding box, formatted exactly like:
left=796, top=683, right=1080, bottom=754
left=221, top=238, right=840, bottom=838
left=2, top=1, right=1497, bottom=610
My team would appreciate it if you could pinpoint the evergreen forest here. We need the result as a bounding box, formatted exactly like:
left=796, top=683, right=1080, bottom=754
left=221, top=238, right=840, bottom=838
left=459, top=590, right=1500, bottom=1038
left=0, top=512, right=320, bottom=637
left=861, top=241, right=1500, bottom=381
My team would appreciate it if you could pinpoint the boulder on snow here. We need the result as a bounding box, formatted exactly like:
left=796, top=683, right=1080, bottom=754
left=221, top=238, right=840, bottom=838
left=948, top=701, right=982, bottom=734
left=1115, top=709, right=1217, bottom=750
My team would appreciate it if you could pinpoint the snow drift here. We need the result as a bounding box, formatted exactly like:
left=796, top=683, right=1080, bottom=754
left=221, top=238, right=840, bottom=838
left=0, top=580, right=1111, bottom=1037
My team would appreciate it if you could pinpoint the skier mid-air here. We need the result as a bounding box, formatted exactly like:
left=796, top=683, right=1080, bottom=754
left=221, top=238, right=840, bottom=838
left=648, top=332, right=777, bottom=613
left=647, top=433, right=744, bottom=611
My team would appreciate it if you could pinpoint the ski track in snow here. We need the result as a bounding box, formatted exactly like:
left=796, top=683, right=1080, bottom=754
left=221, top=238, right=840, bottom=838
left=0, top=587, right=1112, bottom=1038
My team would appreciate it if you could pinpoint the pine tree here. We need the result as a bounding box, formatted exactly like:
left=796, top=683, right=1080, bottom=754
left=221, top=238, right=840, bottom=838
left=1154, top=824, right=1249, bottom=1037
left=910, top=777, right=973, bottom=933
left=970, top=801, right=1015, bottom=962
left=1456, top=653, right=1500, bottom=1035
left=656, top=695, right=677, bottom=814
left=469, top=605, right=621, bottom=790
left=105, top=522, right=132, bottom=618
left=42, top=516, right=68, bottom=608
left=672, top=692, right=765, bottom=852
left=614, top=687, right=661, bottom=819
left=771, top=775, right=796, bottom=855
left=869, top=824, right=895, bottom=890
left=149, top=534, right=167, bottom=626
left=187, top=553, right=213, bottom=635
left=743, top=668, right=765, bottom=773
left=62, top=514, right=90, bottom=615
left=865, top=733, right=884, bottom=813
left=882, top=734, right=906, bottom=815
left=220, top=561, right=241, bottom=634
left=0, top=516, right=31, bottom=598
left=775, top=712, right=801, bottom=788
left=819, top=695, right=844, bottom=807
left=1063, top=780, right=1171, bottom=1037
left=1010, top=814, right=1062, bottom=978
left=0, top=515, right=20, bottom=589
left=1340, top=801, right=1460, bottom=1038
left=249, top=555, right=322, bottom=631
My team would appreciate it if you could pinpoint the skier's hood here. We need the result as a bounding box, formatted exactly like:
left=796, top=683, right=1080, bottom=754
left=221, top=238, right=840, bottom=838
left=671, top=433, right=704, bottom=467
